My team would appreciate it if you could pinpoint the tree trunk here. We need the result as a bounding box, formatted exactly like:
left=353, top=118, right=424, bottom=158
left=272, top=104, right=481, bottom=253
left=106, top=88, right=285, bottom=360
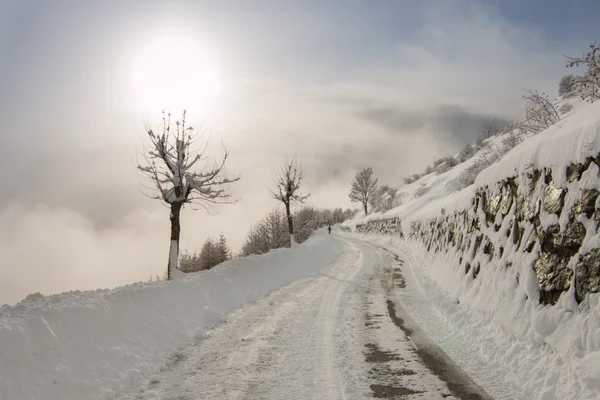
left=168, top=202, right=183, bottom=280
left=363, top=202, right=368, bottom=215
left=285, top=201, right=293, bottom=247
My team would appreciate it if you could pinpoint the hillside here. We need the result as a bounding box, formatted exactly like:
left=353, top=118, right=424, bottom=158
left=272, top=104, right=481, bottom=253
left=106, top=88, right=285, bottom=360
left=342, top=98, right=600, bottom=399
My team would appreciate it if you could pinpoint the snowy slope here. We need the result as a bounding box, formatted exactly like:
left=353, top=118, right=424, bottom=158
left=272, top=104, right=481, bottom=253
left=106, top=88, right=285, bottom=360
left=0, top=231, right=342, bottom=400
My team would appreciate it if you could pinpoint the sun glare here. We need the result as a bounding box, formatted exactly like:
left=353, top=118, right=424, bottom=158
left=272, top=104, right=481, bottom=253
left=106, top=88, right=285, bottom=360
left=129, top=35, right=221, bottom=113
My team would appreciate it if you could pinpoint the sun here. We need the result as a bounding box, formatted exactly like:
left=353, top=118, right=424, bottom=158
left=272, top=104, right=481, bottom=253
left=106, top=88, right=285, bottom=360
left=129, top=34, right=221, bottom=113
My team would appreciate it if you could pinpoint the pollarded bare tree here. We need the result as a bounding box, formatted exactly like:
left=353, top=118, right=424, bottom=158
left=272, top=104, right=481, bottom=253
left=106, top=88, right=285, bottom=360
left=270, top=159, right=310, bottom=246
left=136, top=110, right=239, bottom=280
left=349, top=167, right=378, bottom=215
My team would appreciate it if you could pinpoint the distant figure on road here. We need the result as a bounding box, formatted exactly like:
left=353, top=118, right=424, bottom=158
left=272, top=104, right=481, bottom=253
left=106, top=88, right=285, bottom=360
left=328, top=226, right=332, bottom=234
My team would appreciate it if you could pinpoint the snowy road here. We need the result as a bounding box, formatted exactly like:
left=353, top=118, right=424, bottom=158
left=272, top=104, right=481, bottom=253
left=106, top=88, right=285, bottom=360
left=114, top=236, right=490, bottom=400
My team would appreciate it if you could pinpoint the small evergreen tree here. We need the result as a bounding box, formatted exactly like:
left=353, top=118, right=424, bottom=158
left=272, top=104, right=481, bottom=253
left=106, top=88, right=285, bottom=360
left=215, top=233, right=230, bottom=264
left=199, top=237, right=217, bottom=270
left=179, top=250, right=202, bottom=273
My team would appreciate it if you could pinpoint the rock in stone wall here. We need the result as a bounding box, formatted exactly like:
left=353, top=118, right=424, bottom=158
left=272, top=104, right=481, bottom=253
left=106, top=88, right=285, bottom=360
left=356, top=217, right=404, bottom=237
left=371, top=154, right=600, bottom=305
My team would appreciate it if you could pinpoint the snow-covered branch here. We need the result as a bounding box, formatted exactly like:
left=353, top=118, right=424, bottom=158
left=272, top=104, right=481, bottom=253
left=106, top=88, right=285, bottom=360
left=136, top=110, right=240, bottom=207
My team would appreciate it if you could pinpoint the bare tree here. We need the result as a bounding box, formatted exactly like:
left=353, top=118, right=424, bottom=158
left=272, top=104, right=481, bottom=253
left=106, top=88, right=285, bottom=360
left=270, top=159, right=310, bottom=245
left=566, top=43, right=600, bottom=102
left=349, top=167, right=379, bottom=215
left=136, top=110, right=239, bottom=280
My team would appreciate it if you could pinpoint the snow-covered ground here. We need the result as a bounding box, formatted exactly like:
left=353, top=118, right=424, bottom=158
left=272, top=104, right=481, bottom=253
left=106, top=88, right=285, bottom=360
left=1, top=225, right=597, bottom=399
left=1, top=229, right=490, bottom=400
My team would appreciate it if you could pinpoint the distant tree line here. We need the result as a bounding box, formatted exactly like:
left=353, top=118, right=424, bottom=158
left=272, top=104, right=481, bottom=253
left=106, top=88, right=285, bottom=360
left=240, top=206, right=355, bottom=257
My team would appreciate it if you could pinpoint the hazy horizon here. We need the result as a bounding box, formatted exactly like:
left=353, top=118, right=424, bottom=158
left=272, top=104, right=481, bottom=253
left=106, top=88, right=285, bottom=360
left=1, top=0, right=598, bottom=305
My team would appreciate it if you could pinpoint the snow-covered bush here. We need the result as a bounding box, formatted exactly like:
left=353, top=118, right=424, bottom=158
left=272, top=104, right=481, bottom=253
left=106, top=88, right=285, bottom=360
left=371, top=185, right=401, bottom=213
left=293, top=207, right=319, bottom=243
left=414, top=183, right=430, bottom=198
left=434, top=156, right=459, bottom=175
left=404, top=173, right=423, bottom=184
left=559, top=102, right=574, bottom=115
left=521, top=89, right=560, bottom=134
left=457, top=143, right=477, bottom=163
left=559, top=75, right=576, bottom=97
left=241, top=209, right=289, bottom=256
left=453, top=145, right=506, bottom=189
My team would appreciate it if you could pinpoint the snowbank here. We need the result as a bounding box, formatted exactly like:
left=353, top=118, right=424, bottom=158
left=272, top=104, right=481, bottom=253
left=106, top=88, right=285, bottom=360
left=0, top=234, right=343, bottom=400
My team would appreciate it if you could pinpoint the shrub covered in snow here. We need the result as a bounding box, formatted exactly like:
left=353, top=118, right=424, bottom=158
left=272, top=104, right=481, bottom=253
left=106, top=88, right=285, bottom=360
left=371, top=185, right=402, bottom=213
left=559, top=74, right=576, bottom=97
left=453, top=145, right=507, bottom=189
left=559, top=102, right=574, bottom=115
left=521, top=89, right=561, bottom=135
left=566, top=42, right=600, bottom=102
left=241, top=209, right=289, bottom=256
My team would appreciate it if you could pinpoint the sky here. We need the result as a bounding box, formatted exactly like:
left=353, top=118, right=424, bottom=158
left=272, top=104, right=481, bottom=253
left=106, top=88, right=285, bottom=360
left=0, top=0, right=598, bottom=305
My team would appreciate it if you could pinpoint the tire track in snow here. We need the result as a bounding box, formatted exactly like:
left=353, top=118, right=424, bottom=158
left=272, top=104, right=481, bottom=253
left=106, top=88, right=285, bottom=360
left=374, top=247, right=492, bottom=400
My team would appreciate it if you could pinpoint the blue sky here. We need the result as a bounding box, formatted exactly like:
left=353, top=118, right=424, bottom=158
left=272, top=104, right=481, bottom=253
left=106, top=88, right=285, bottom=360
left=0, top=0, right=598, bottom=304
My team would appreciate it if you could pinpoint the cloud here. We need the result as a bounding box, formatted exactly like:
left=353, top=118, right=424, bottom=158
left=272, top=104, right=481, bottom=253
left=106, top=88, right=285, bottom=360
left=356, top=104, right=511, bottom=145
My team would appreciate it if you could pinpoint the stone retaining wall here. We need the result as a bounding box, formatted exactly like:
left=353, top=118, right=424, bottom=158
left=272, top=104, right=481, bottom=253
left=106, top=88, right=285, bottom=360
left=354, top=155, right=600, bottom=305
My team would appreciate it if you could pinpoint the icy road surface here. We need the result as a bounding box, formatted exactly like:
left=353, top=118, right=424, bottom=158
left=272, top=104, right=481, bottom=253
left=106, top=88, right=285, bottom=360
left=115, top=237, right=489, bottom=400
